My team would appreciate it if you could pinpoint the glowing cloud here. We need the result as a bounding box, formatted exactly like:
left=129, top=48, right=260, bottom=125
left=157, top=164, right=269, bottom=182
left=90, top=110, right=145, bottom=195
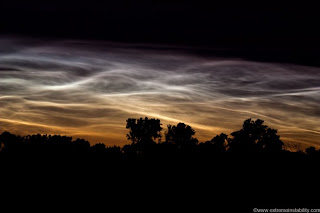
left=0, top=38, right=319, bottom=147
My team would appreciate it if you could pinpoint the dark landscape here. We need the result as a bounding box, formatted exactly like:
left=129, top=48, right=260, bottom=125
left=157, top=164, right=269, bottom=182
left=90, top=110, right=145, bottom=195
left=1, top=0, right=320, bottom=211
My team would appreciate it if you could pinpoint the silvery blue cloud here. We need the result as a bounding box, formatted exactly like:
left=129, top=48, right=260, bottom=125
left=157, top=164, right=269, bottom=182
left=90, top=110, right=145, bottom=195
left=0, top=38, right=319, bottom=147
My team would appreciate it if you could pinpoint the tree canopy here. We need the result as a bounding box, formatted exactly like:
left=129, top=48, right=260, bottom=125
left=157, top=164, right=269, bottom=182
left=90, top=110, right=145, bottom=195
left=0, top=117, right=317, bottom=160
left=227, top=119, right=284, bottom=153
left=126, top=117, right=162, bottom=145
left=165, top=122, right=198, bottom=149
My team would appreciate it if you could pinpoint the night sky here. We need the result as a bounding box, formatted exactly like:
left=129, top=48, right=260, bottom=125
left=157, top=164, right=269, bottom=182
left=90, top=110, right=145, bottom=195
left=0, top=1, right=319, bottom=147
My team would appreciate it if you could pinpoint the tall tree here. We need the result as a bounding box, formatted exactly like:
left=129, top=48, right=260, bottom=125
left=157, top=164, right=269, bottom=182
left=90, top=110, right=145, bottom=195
left=228, top=119, right=284, bottom=152
left=209, top=133, right=228, bottom=152
left=126, top=117, right=162, bottom=145
left=165, top=123, right=198, bottom=149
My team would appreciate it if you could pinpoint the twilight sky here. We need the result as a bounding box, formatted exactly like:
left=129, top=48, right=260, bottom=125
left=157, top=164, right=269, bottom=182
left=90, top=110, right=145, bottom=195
left=0, top=38, right=319, bottom=147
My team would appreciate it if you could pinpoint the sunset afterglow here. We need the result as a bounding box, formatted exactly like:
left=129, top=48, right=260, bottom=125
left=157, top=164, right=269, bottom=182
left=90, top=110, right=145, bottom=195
left=0, top=38, right=319, bottom=147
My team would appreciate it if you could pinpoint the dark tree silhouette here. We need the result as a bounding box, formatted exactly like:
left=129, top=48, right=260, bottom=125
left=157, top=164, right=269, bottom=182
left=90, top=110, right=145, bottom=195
left=200, top=133, right=228, bottom=154
left=305, top=146, right=316, bottom=154
left=26, top=134, right=49, bottom=152
left=47, top=135, right=73, bottom=152
left=228, top=118, right=284, bottom=153
left=90, top=143, right=107, bottom=153
left=72, top=138, right=90, bottom=152
left=105, top=145, right=122, bottom=159
left=126, top=117, right=162, bottom=145
left=165, top=123, right=198, bottom=150
left=0, top=131, right=24, bottom=152
left=0, top=117, right=316, bottom=162
left=305, top=146, right=320, bottom=159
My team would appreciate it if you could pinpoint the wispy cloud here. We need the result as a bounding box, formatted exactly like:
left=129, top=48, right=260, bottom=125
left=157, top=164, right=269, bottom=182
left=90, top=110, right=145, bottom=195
left=0, top=38, right=319, bottom=147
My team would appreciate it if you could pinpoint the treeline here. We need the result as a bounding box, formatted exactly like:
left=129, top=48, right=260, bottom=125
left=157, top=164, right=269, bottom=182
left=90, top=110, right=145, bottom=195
left=0, top=117, right=319, bottom=160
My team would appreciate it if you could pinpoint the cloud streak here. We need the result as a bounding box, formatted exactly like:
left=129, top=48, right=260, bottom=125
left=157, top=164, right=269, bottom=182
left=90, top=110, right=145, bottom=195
left=0, top=38, right=319, bottom=147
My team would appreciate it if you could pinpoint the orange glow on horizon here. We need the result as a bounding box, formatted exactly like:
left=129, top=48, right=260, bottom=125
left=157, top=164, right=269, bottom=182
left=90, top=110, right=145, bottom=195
left=0, top=38, right=319, bottom=148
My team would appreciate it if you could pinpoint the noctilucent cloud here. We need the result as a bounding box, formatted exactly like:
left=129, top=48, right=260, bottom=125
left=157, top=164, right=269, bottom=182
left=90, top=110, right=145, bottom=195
left=0, top=38, right=319, bottom=147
